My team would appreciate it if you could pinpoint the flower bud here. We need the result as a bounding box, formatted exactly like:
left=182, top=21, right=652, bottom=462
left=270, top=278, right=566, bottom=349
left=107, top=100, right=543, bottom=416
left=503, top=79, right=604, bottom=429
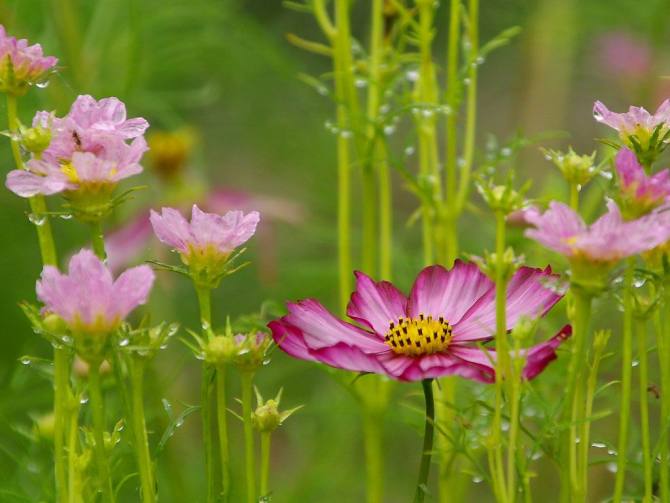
left=475, top=175, right=530, bottom=215
left=542, top=147, right=597, bottom=186
left=20, top=123, right=52, bottom=155
left=251, top=387, right=302, bottom=433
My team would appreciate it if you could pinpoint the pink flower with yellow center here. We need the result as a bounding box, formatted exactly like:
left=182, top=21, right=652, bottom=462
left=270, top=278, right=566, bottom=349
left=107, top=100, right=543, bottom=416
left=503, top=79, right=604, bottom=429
left=524, top=200, right=670, bottom=264
left=615, top=148, right=670, bottom=216
left=0, top=25, right=57, bottom=95
left=36, top=249, right=154, bottom=335
left=150, top=205, right=260, bottom=287
left=269, top=262, right=570, bottom=382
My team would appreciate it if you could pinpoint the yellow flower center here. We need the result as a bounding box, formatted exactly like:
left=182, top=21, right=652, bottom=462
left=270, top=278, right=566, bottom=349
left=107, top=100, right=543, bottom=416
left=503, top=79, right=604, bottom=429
left=60, top=162, right=80, bottom=183
left=384, top=314, right=453, bottom=357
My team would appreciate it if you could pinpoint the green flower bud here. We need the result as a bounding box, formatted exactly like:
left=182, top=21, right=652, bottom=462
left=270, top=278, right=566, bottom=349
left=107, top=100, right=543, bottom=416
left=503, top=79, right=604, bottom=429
left=251, top=387, right=302, bottom=433
left=20, top=124, right=52, bottom=155
left=542, top=147, right=597, bottom=186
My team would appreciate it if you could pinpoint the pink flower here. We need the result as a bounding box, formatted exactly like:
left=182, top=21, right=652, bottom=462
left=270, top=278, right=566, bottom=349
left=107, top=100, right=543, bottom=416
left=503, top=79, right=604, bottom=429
left=615, top=148, right=670, bottom=214
left=596, top=32, right=651, bottom=81
left=36, top=249, right=154, bottom=334
left=269, top=262, right=569, bottom=383
left=524, top=200, right=670, bottom=263
left=6, top=148, right=145, bottom=198
left=150, top=204, right=260, bottom=258
left=594, top=100, right=670, bottom=135
left=0, top=25, right=57, bottom=95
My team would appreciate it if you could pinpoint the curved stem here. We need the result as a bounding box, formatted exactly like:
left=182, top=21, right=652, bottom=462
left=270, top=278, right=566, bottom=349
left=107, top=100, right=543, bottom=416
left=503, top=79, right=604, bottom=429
left=414, top=379, right=435, bottom=503
left=130, top=359, right=156, bottom=503
left=636, top=319, right=652, bottom=502
left=216, top=366, right=231, bottom=502
left=88, top=363, right=115, bottom=503
left=241, top=372, right=257, bottom=503
left=260, top=432, right=271, bottom=498
left=613, top=261, right=635, bottom=502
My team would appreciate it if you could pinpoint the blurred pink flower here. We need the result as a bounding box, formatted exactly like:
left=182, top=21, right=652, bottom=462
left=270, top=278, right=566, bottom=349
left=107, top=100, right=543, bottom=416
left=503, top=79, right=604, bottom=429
left=616, top=148, right=670, bottom=214
left=596, top=32, right=651, bottom=81
left=36, top=249, right=154, bottom=333
left=594, top=99, right=670, bottom=138
left=524, top=200, right=670, bottom=263
left=0, top=25, right=57, bottom=95
left=269, top=262, right=569, bottom=382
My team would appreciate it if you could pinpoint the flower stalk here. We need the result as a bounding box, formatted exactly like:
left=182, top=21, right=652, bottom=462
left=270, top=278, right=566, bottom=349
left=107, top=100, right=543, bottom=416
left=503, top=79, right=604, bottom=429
left=216, top=366, right=231, bottom=502
left=259, top=431, right=271, bottom=498
left=129, top=359, right=157, bottom=503
left=241, top=371, right=257, bottom=503
left=414, top=378, right=435, bottom=503
left=88, top=362, right=115, bottom=503
left=635, top=318, right=653, bottom=502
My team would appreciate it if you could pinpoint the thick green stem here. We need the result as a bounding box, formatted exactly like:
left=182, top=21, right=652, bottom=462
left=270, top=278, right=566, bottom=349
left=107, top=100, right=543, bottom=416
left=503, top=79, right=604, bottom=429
left=636, top=319, right=653, bottom=502
left=569, top=182, right=579, bottom=212
left=414, top=379, right=435, bottom=503
left=88, top=363, right=115, bottom=503
left=241, top=372, right=257, bottom=503
left=90, top=221, right=107, bottom=260
left=130, top=360, right=156, bottom=503
left=196, top=286, right=215, bottom=502
left=260, top=432, right=271, bottom=498
left=362, top=408, right=383, bottom=503
left=560, top=286, right=592, bottom=502
left=216, top=366, right=231, bottom=502
left=656, top=298, right=670, bottom=502
left=613, top=261, right=635, bottom=503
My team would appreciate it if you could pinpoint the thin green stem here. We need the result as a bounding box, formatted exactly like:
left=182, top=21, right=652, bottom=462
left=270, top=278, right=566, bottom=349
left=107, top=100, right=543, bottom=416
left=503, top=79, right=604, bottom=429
left=241, top=372, right=257, bottom=503
left=656, top=299, right=670, bottom=502
left=362, top=407, right=383, bottom=503
left=636, top=319, right=653, bottom=502
left=130, top=360, right=156, bottom=503
left=455, top=0, right=479, bottom=213
left=613, top=261, right=635, bottom=503
left=260, top=432, right=271, bottom=498
left=54, top=348, right=70, bottom=503
left=414, top=379, right=435, bottom=503
left=67, top=395, right=81, bottom=503
left=507, top=342, right=524, bottom=503
left=90, top=221, right=106, bottom=260
left=196, top=286, right=214, bottom=503
left=88, top=363, right=115, bottom=503
left=216, top=366, right=231, bottom=502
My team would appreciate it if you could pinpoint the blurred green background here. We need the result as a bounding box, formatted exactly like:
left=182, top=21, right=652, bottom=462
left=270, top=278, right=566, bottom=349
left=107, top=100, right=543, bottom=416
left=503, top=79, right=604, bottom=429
left=0, top=0, right=668, bottom=501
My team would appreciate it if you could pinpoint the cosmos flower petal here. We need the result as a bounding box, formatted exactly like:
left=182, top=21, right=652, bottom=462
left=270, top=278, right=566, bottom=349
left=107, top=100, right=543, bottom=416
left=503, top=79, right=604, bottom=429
left=6, top=169, right=69, bottom=197
left=453, top=266, right=561, bottom=342
left=391, top=352, right=496, bottom=383
left=112, top=265, right=155, bottom=319
left=407, top=261, right=492, bottom=324
left=149, top=207, right=192, bottom=253
left=347, top=271, right=407, bottom=334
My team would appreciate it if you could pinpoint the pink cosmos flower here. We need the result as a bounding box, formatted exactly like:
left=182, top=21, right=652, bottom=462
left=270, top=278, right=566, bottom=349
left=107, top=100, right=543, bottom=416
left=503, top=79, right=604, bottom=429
left=615, top=148, right=670, bottom=213
left=150, top=205, right=260, bottom=257
left=524, top=200, right=670, bottom=263
left=596, top=32, right=651, bottom=81
left=269, top=262, right=570, bottom=382
left=36, top=249, right=154, bottom=333
left=0, top=25, right=57, bottom=95
left=594, top=100, right=670, bottom=138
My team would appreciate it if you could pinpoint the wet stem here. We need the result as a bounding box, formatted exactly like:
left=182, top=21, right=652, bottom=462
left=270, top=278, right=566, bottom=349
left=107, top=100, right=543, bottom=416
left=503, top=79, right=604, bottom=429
left=414, top=379, right=435, bottom=503
left=67, top=396, right=81, bottom=503
left=90, top=221, right=107, bottom=260
left=241, top=371, right=257, bottom=503
left=259, top=431, right=271, bottom=498
left=613, top=261, right=634, bottom=503
left=655, top=291, right=670, bottom=501
left=129, top=359, right=157, bottom=503
left=88, top=362, right=115, bottom=503
left=6, top=93, right=68, bottom=502
left=635, top=318, right=653, bottom=502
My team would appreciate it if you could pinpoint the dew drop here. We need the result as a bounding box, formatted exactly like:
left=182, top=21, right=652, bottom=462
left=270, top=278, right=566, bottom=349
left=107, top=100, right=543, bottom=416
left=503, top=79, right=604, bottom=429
left=35, top=81, right=50, bottom=89
left=28, top=213, right=46, bottom=226
left=632, top=360, right=639, bottom=367
left=61, top=335, right=72, bottom=345
left=317, top=86, right=328, bottom=96
left=80, top=396, right=89, bottom=405
left=20, top=357, right=31, bottom=366
left=421, top=109, right=434, bottom=118
left=355, top=78, right=367, bottom=89
left=119, top=338, right=130, bottom=347
left=59, top=213, right=73, bottom=220
left=471, top=475, right=483, bottom=484
left=606, top=462, right=618, bottom=473
left=404, top=146, right=415, bottom=156
left=475, top=56, right=485, bottom=65
left=263, top=358, right=271, bottom=366
left=406, top=70, right=419, bottom=83
left=633, top=278, right=646, bottom=288
left=384, top=125, right=396, bottom=136
left=463, top=78, right=471, bottom=85
left=339, top=130, right=353, bottom=139
left=501, top=147, right=512, bottom=157
left=379, top=104, right=391, bottom=115
left=600, top=171, right=613, bottom=180
left=591, top=442, right=607, bottom=449
left=201, top=321, right=211, bottom=332
left=175, top=417, right=184, bottom=428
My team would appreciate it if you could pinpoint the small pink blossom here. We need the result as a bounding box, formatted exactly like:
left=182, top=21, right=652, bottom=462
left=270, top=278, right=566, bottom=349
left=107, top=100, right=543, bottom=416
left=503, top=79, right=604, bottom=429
left=0, top=25, right=57, bottom=95
left=36, top=249, right=154, bottom=334
left=615, top=148, right=670, bottom=214
left=269, top=262, right=569, bottom=382
left=150, top=204, right=260, bottom=262
left=524, top=200, right=670, bottom=263
left=594, top=100, right=670, bottom=139
left=596, top=32, right=652, bottom=81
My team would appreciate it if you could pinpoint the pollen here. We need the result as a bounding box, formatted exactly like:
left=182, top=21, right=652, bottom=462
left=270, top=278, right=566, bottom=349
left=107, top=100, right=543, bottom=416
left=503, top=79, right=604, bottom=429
left=384, top=314, right=453, bottom=357
left=60, top=162, right=80, bottom=183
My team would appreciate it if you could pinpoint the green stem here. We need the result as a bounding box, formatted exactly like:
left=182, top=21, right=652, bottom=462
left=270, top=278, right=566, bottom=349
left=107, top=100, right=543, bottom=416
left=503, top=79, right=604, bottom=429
left=54, top=348, right=70, bottom=503
left=195, top=286, right=214, bottom=503
left=90, top=221, right=106, bottom=260
left=436, top=378, right=456, bottom=503
left=656, top=299, right=670, bottom=502
left=216, top=366, right=231, bottom=502
left=507, top=341, right=524, bottom=503
left=241, top=372, right=257, bottom=503
left=636, top=319, right=653, bottom=502
left=88, top=363, right=115, bottom=503
left=130, top=360, right=156, bottom=503
left=414, top=379, right=435, bottom=503
left=260, top=431, right=271, bottom=498
left=67, top=395, right=81, bottom=503
left=613, top=261, right=635, bottom=503
left=569, top=182, right=579, bottom=212
left=455, top=0, right=479, bottom=213
left=362, top=408, right=383, bottom=503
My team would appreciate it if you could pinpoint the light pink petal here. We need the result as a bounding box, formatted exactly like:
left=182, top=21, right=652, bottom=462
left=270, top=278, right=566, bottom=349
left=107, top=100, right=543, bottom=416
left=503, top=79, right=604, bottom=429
left=119, top=118, right=150, bottom=138
left=6, top=169, right=68, bottom=197
left=36, top=266, right=75, bottom=321
left=217, top=210, right=261, bottom=250
left=112, top=265, right=155, bottom=319
left=615, top=148, right=643, bottom=188
left=654, top=99, right=670, bottom=123
left=593, top=100, right=624, bottom=130
left=346, top=271, right=407, bottom=335
left=408, top=261, right=493, bottom=324
left=190, top=204, right=226, bottom=247
left=282, top=299, right=387, bottom=353
left=149, top=207, right=192, bottom=253
left=524, top=202, right=586, bottom=256
left=453, top=266, right=562, bottom=342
